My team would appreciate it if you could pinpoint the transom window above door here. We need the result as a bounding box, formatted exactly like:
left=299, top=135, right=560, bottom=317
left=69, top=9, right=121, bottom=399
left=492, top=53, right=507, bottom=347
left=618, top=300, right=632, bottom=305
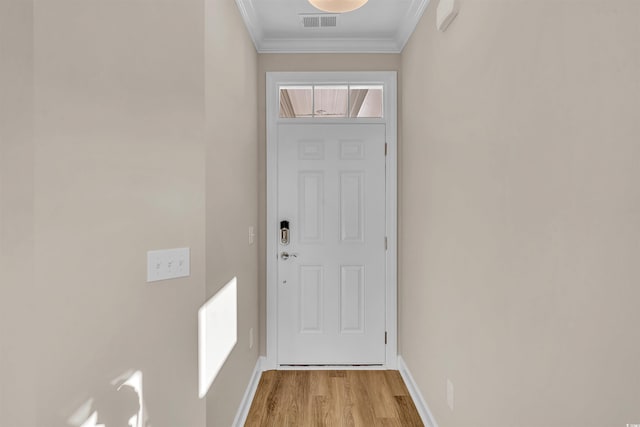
left=279, top=84, right=383, bottom=119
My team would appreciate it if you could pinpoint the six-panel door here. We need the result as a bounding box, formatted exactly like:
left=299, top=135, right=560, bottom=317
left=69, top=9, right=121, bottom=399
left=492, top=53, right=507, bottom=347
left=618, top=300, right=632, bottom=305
left=277, top=124, right=387, bottom=365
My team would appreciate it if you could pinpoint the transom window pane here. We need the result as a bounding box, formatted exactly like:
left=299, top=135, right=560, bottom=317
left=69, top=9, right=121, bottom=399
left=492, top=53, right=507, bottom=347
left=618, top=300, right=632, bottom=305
left=280, top=86, right=313, bottom=118
left=349, top=85, right=383, bottom=118
left=279, top=84, right=384, bottom=119
left=313, top=85, right=348, bottom=118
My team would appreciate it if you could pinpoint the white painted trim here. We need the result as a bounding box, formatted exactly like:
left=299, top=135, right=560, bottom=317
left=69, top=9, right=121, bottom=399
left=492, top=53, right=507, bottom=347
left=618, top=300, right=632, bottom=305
left=234, top=0, right=429, bottom=53
left=384, top=72, right=399, bottom=370
left=234, top=0, right=262, bottom=50
left=278, top=364, right=385, bottom=371
left=257, top=37, right=403, bottom=54
left=232, top=356, right=266, bottom=427
left=397, top=356, right=439, bottom=427
left=266, top=71, right=398, bottom=371
left=265, top=72, right=278, bottom=370
left=394, top=0, right=431, bottom=52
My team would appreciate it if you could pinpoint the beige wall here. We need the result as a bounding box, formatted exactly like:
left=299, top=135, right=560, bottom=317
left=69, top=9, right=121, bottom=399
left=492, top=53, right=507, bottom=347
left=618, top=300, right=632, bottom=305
left=1, top=0, right=36, bottom=425
left=401, top=1, right=640, bottom=426
left=2, top=0, right=259, bottom=425
left=256, top=53, right=401, bottom=354
left=31, top=0, right=207, bottom=425
left=204, top=0, right=259, bottom=426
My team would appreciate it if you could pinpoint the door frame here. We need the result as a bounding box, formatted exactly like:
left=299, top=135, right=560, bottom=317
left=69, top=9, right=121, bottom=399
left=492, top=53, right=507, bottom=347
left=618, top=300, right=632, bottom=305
left=265, top=71, right=398, bottom=370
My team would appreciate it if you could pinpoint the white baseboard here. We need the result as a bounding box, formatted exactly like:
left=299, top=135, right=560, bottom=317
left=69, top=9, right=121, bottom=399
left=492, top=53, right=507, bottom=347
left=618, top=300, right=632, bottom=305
left=397, top=356, right=439, bottom=427
left=232, top=356, right=265, bottom=427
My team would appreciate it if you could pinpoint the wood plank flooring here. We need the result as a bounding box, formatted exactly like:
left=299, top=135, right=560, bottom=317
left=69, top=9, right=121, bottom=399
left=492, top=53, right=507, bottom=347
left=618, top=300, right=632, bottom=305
left=244, top=370, right=424, bottom=427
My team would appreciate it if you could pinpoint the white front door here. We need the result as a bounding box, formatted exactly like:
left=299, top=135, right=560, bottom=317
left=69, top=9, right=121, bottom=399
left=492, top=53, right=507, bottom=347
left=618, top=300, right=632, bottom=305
left=277, top=123, right=387, bottom=366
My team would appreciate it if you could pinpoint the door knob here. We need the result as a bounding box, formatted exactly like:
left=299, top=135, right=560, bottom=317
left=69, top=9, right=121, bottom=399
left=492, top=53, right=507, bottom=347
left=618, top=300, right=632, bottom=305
left=280, top=252, right=298, bottom=260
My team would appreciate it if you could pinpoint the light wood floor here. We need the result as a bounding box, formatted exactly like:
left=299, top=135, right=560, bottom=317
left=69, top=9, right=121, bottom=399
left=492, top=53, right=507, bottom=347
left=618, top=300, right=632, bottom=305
left=244, top=370, right=424, bottom=426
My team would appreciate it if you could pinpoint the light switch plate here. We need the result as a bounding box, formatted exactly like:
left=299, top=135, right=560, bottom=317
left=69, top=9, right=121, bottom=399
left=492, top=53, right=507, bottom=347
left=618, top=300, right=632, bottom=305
left=147, top=247, right=190, bottom=282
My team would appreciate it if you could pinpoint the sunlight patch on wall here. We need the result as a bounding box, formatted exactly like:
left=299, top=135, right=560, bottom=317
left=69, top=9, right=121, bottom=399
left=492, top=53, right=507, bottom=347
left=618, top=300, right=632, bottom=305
left=113, top=370, right=144, bottom=427
left=68, top=370, right=147, bottom=427
left=78, top=411, right=102, bottom=427
left=68, top=399, right=96, bottom=427
left=198, top=277, right=238, bottom=398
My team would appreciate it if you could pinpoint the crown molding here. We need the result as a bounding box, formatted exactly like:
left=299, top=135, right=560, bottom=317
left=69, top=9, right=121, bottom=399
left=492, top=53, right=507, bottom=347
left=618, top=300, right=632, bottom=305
left=257, top=37, right=403, bottom=54
left=234, top=0, right=262, bottom=49
left=235, top=0, right=430, bottom=54
left=395, top=0, right=431, bottom=52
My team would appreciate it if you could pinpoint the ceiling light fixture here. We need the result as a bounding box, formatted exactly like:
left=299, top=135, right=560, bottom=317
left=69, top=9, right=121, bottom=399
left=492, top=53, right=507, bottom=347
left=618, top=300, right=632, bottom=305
left=308, top=0, right=368, bottom=13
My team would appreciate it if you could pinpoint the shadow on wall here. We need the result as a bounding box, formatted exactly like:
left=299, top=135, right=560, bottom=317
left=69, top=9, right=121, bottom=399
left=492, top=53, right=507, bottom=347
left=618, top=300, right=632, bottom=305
left=64, top=277, right=238, bottom=426
left=67, top=370, right=148, bottom=427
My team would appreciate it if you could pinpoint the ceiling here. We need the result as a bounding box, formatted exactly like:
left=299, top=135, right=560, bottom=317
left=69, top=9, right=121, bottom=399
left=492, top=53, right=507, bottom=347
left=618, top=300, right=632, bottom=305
left=235, top=0, right=431, bottom=53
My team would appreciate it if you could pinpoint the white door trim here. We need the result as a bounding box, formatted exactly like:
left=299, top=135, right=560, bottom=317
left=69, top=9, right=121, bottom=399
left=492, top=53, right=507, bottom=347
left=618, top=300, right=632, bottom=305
left=265, top=71, right=398, bottom=370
